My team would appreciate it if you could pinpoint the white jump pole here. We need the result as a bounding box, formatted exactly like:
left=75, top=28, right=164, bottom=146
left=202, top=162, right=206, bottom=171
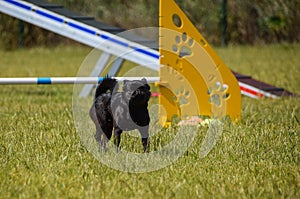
left=0, top=77, right=160, bottom=85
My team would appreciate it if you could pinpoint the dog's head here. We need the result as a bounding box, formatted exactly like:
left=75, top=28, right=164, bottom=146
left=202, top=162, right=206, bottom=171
left=123, top=78, right=151, bottom=105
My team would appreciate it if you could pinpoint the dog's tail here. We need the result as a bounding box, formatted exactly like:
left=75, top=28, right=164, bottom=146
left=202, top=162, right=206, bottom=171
left=94, top=77, right=118, bottom=99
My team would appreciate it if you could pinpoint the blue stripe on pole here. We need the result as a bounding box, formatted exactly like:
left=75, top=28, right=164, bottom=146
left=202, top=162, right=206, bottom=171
left=100, top=34, right=129, bottom=47
left=68, top=22, right=96, bottom=35
left=4, top=0, right=159, bottom=60
left=36, top=10, right=64, bottom=23
left=37, top=78, right=51, bottom=84
left=134, top=47, right=160, bottom=59
left=97, top=77, right=104, bottom=84
left=4, top=0, right=31, bottom=10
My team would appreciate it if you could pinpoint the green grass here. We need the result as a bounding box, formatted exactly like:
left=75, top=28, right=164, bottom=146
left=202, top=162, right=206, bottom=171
left=0, top=44, right=299, bottom=198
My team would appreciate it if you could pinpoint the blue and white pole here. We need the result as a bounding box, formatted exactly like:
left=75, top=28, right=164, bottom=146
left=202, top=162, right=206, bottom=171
left=0, top=77, right=160, bottom=84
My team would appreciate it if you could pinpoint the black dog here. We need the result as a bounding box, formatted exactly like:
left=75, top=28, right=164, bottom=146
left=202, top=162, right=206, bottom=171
left=89, top=77, right=151, bottom=152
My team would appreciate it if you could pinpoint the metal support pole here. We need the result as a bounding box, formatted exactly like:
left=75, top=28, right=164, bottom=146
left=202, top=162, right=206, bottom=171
left=79, top=52, right=111, bottom=97
left=108, top=58, right=124, bottom=76
left=221, top=0, right=227, bottom=47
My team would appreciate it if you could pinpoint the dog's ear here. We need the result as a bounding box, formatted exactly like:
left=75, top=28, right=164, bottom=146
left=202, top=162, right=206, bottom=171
left=141, top=78, right=147, bottom=84
left=141, top=78, right=150, bottom=90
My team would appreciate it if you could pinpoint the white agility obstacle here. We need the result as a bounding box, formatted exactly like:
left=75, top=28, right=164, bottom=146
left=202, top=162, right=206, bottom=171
left=1, top=0, right=296, bottom=124
left=0, top=0, right=159, bottom=69
left=0, top=77, right=160, bottom=85
left=0, top=0, right=292, bottom=99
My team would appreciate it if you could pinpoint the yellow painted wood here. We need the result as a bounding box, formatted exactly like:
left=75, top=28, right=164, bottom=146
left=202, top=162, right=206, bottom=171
left=158, top=0, right=241, bottom=125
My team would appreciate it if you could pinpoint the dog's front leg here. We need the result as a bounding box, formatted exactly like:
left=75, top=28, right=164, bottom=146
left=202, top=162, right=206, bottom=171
left=113, top=127, right=122, bottom=152
left=139, top=126, right=150, bottom=152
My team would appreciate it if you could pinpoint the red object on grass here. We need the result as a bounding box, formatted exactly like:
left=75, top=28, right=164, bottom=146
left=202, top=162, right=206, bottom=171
left=151, top=92, right=160, bottom=97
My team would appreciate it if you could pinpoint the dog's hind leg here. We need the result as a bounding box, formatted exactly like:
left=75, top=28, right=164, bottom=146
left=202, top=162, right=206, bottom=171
left=139, top=126, right=150, bottom=152
left=94, top=126, right=102, bottom=145
left=101, top=125, right=113, bottom=151
left=90, top=104, right=103, bottom=149
left=113, top=127, right=123, bottom=151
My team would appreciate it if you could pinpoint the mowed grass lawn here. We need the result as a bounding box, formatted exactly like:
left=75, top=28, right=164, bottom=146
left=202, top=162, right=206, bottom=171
left=0, top=44, right=299, bottom=198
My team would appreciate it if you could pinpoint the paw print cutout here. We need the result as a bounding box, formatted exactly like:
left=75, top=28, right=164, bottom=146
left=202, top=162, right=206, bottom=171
left=172, top=32, right=194, bottom=58
left=166, top=65, right=184, bottom=82
left=173, top=86, right=190, bottom=106
left=208, top=82, right=230, bottom=107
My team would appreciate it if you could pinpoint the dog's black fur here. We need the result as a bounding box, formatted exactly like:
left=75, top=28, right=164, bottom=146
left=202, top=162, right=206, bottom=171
left=89, top=77, right=151, bottom=152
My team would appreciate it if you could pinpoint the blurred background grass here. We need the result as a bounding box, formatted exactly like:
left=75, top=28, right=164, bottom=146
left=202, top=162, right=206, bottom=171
left=1, top=0, right=300, bottom=49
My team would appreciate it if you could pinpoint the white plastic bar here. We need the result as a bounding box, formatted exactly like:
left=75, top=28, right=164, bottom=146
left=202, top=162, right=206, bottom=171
left=0, top=0, right=279, bottom=99
left=0, top=77, right=160, bottom=84
left=238, top=82, right=278, bottom=99
left=0, top=0, right=160, bottom=70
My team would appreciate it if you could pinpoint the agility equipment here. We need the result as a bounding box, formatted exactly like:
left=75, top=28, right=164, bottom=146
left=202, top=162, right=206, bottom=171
left=0, top=0, right=295, bottom=98
left=0, top=77, right=160, bottom=84
left=0, top=0, right=295, bottom=99
left=0, top=0, right=297, bottom=124
left=158, top=0, right=241, bottom=123
left=0, top=0, right=158, bottom=67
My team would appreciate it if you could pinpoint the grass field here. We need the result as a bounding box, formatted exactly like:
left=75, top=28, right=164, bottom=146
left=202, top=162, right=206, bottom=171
left=0, top=44, right=299, bottom=198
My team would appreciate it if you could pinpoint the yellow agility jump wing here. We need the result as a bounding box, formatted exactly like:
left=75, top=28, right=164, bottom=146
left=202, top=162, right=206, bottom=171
left=158, top=0, right=241, bottom=124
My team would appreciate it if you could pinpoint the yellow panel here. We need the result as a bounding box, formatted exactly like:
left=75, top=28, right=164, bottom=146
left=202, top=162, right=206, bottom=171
left=158, top=0, right=241, bottom=124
